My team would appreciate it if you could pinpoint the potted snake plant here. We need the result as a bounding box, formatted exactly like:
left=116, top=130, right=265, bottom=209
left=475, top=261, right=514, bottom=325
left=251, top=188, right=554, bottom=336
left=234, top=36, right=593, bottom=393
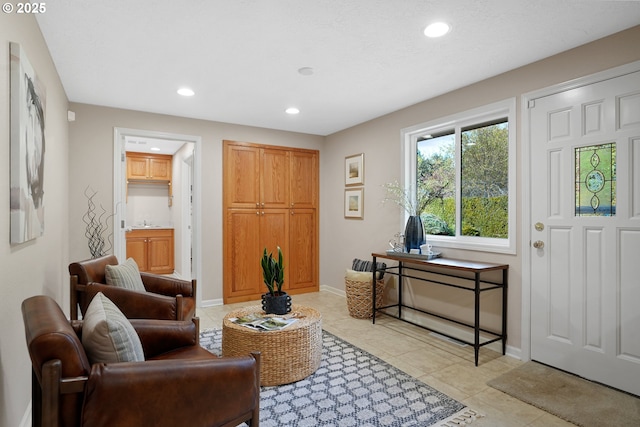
left=260, top=246, right=291, bottom=315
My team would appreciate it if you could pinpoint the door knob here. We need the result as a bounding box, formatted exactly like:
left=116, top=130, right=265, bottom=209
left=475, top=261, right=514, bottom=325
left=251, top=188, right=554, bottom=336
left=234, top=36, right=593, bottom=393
left=533, top=240, right=545, bottom=249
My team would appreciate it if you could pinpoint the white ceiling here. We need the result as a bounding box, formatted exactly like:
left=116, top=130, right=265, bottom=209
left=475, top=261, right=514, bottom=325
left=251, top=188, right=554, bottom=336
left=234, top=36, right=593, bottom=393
left=36, top=1, right=640, bottom=136
left=124, top=136, right=187, bottom=155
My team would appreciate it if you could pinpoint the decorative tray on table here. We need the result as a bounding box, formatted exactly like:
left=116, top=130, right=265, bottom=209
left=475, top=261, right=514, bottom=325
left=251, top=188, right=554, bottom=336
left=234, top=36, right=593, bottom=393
left=385, top=250, right=442, bottom=260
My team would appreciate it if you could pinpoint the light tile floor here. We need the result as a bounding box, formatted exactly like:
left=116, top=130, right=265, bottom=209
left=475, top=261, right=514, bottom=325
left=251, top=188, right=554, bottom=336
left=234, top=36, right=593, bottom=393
left=198, top=291, right=573, bottom=427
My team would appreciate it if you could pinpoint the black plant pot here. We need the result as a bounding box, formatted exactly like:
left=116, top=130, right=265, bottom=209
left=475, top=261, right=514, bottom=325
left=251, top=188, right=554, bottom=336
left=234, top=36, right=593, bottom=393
left=261, top=292, right=292, bottom=315
left=404, top=215, right=426, bottom=253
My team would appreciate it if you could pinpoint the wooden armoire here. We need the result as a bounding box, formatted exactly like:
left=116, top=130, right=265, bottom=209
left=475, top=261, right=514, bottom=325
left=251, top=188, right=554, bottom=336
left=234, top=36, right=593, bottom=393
left=223, top=140, right=319, bottom=303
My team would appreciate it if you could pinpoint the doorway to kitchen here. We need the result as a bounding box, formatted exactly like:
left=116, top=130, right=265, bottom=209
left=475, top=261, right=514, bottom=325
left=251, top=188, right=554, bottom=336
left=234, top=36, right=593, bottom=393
left=113, top=127, right=202, bottom=304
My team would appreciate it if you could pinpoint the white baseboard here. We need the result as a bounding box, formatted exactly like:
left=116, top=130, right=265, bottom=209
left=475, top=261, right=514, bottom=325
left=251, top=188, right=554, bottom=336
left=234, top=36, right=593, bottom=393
left=505, top=344, right=522, bottom=361
left=200, top=298, right=223, bottom=307
left=320, top=284, right=346, bottom=298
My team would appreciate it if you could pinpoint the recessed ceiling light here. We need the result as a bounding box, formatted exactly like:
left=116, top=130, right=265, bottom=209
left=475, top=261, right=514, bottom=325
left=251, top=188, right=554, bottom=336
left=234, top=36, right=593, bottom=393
left=150, top=147, right=161, bottom=152
left=424, top=22, right=450, bottom=38
left=177, top=87, right=195, bottom=96
left=285, top=107, right=300, bottom=115
left=298, top=67, right=314, bottom=76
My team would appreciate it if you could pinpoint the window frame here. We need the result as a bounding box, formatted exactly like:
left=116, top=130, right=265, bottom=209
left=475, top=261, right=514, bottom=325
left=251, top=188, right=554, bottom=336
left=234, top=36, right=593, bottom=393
left=401, top=98, right=517, bottom=254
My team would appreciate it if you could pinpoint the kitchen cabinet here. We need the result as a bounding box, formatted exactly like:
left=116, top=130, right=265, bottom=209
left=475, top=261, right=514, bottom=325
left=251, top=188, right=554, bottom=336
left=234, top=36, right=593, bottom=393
left=126, top=152, right=173, bottom=206
left=126, top=152, right=172, bottom=181
left=126, top=228, right=174, bottom=275
left=223, top=140, right=319, bottom=303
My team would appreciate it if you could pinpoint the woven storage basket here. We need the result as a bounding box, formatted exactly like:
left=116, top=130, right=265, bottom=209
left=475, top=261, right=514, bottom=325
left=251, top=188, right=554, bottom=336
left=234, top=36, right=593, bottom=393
left=345, top=278, right=385, bottom=319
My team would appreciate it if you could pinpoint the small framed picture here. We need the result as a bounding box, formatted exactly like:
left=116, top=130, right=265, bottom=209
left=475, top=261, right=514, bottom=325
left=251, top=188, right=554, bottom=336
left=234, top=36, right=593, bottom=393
left=345, top=153, right=364, bottom=186
left=344, top=188, right=364, bottom=219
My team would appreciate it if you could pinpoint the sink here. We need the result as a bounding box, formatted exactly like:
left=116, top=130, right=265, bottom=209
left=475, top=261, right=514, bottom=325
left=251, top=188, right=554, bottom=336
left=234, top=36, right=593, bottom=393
left=130, top=225, right=169, bottom=229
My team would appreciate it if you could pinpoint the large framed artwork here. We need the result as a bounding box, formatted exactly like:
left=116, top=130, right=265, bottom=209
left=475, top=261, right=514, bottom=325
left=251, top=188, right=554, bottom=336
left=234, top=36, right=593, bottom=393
left=10, top=42, right=46, bottom=243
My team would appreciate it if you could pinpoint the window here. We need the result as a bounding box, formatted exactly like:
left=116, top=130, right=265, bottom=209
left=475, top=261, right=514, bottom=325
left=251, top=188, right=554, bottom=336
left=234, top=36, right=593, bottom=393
left=401, top=99, right=516, bottom=254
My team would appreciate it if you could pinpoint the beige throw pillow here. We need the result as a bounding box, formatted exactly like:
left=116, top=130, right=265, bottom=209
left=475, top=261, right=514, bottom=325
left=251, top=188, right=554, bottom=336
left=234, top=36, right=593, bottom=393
left=82, top=292, right=145, bottom=364
left=345, top=269, right=382, bottom=282
left=105, top=258, right=146, bottom=292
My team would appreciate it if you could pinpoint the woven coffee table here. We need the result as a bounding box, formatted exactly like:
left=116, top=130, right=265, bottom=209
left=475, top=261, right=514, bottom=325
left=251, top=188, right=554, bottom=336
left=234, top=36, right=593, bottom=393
left=221, top=305, right=322, bottom=386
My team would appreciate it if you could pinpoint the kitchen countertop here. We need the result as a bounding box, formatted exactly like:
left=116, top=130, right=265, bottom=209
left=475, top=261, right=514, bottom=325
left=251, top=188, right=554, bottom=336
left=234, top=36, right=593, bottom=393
left=127, top=225, right=174, bottom=230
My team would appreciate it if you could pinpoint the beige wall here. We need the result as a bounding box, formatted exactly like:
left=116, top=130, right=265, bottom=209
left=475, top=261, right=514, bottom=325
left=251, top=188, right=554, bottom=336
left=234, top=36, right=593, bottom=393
left=0, top=13, right=70, bottom=427
left=321, top=25, right=640, bottom=356
left=67, top=104, right=325, bottom=303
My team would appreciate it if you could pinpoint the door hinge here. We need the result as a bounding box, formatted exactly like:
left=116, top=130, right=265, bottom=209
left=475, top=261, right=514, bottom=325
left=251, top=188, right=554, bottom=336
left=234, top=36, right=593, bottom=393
left=121, top=152, right=125, bottom=162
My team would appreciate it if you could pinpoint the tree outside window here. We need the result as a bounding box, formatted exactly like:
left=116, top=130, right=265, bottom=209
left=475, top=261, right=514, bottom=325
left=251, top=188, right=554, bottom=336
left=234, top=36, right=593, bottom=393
left=417, top=122, right=508, bottom=239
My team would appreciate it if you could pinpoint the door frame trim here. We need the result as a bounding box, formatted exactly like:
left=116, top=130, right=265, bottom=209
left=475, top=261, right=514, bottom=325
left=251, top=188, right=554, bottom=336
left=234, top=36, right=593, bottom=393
left=113, top=127, right=203, bottom=306
left=520, top=60, right=640, bottom=362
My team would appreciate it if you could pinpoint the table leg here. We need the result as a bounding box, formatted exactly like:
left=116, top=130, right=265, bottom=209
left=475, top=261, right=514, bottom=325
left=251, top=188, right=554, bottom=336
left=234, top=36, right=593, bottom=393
left=372, top=256, right=377, bottom=324
left=474, top=272, right=480, bottom=366
left=502, top=268, right=508, bottom=355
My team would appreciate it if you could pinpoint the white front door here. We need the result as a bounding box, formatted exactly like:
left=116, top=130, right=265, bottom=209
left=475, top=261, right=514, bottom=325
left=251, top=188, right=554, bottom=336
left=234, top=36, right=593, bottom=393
left=529, top=69, right=640, bottom=396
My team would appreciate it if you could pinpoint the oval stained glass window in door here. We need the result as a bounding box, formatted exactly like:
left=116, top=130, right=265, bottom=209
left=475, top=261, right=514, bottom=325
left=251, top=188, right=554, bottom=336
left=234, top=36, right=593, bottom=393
left=575, top=143, right=616, bottom=216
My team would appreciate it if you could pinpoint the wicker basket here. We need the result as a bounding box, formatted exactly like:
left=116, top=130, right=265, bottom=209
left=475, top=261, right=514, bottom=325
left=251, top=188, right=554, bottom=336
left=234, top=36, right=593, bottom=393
left=345, top=278, right=385, bottom=319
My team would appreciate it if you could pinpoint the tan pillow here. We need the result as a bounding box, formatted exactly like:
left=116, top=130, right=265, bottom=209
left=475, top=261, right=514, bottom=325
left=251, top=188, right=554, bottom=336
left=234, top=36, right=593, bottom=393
left=105, top=258, right=146, bottom=292
left=345, top=269, right=382, bottom=282
left=82, top=292, right=145, bottom=364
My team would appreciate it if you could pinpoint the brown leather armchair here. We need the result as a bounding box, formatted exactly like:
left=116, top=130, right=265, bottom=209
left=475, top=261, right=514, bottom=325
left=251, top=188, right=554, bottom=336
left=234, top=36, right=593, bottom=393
left=23, top=295, right=260, bottom=427
left=69, top=255, right=196, bottom=320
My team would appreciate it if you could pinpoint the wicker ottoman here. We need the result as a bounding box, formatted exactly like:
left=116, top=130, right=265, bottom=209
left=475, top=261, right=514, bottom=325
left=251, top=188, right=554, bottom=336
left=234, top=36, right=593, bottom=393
left=222, top=305, right=322, bottom=386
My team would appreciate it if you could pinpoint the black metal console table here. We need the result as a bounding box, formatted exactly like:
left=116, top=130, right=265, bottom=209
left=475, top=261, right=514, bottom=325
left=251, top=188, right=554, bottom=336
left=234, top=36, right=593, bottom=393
left=372, top=252, right=508, bottom=366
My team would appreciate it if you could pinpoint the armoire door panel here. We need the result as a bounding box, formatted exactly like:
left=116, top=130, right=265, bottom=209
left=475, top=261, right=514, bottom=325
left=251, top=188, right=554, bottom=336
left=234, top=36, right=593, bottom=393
left=290, top=151, right=318, bottom=208
left=224, top=143, right=261, bottom=208
left=288, top=209, right=318, bottom=291
left=261, top=149, right=290, bottom=209
left=224, top=210, right=262, bottom=296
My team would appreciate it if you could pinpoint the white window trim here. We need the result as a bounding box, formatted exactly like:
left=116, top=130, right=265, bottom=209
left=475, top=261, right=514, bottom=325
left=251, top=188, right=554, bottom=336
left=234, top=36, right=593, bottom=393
left=401, top=98, right=517, bottom=254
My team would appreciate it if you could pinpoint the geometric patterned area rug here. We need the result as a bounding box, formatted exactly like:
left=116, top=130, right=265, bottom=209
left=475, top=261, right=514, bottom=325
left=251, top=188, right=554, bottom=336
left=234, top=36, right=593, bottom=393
left=200, top=329, right=481, bottom=426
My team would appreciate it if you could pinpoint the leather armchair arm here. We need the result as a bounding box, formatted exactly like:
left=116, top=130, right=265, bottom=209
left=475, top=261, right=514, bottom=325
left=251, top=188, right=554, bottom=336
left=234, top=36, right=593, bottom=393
left=82, top=356, right=260, bottom=427
left=129, top=318, right=197, bottom=358
left=85, top=284, right=179, bottom=320
left=140, top=273, right=194, bottom=297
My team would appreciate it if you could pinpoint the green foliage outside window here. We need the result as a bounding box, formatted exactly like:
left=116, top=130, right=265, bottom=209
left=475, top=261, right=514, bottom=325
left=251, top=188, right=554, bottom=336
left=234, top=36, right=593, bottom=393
left=417, top=122, right=509, bottom=239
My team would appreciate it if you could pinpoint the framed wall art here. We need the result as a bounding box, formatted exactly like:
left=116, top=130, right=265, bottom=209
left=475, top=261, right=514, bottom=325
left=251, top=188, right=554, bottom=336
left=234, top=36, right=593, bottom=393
left=344, top=188, right=364, bottom=219
left=10, top=42, right=46, bottom=244
left=345, top=153, right=364, bottom=186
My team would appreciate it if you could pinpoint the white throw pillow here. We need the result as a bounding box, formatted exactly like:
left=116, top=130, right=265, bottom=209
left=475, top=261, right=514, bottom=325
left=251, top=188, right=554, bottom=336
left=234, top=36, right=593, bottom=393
left=105, top=258, right=146, bottom=292
left=82, top=292, right=145, bottom=364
